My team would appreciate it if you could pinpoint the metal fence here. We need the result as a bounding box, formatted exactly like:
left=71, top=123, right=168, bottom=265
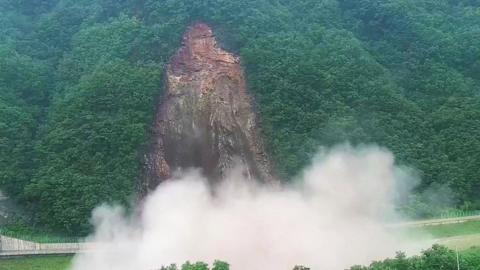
left=0, top=228, right=82, bottom=244
left=439, top=210, right=480, bottom=219
left=0, top=229, right=86, bottom=256
left=0, top=235, right=86, bottom=256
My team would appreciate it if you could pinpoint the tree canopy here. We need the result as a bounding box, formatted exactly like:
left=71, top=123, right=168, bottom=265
left=0, top=0, right=479, bottom=233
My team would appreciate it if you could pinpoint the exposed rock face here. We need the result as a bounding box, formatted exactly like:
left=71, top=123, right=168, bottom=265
left=143, top=23, right=274, bottom=192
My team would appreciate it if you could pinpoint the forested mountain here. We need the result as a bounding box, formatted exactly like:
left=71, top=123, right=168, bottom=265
left=0, top=0, right=479, bottom=233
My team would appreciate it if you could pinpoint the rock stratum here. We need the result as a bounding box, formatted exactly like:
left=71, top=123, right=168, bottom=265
left=143, top=23, right=274, bottom=192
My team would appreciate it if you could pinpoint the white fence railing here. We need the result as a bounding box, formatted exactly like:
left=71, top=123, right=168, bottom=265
left=0, top=235, right=87, bottom=256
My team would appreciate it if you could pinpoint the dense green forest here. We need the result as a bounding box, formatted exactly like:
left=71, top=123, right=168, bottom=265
left=0, top=0, right=479, bottom=233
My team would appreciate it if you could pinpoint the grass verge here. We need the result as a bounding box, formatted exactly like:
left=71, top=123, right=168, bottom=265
left=418, top=220, right=480, bottom=238
left=0, top=256, right=73, bottom=270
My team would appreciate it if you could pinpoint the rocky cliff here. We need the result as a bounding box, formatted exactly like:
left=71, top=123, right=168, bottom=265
left=143, top=23, right=274, bottom=192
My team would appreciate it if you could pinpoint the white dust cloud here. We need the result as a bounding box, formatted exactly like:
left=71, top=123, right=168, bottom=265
left=71, top=145, right=424, bottom=270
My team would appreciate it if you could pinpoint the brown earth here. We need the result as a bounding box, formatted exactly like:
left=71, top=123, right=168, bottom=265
left=142, top=23, right=274, bottom=192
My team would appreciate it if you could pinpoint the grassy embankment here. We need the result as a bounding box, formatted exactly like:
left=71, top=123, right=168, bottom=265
left=420, top=220, right=480, bottom=238
left=409, top=220, right=480, bottom=250
left=0, top=256, right=72, bottom=270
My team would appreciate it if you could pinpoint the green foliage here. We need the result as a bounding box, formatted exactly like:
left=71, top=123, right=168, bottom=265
left=0, top=45, right=50, bottom=199
left=181, top=262, right=209, bottom=270
left=26, top=60, right=161, bottom=233
left=0, top=0, right=479, bottom=232
left=158, top=261, right=229, bottom=270
left=350, top=245, right=480, bottom=270
left=212, top=261, right=230, bottom=270
left=293, top=266, right=310, bottom=270
left=0, top=255, right=72, bottom=270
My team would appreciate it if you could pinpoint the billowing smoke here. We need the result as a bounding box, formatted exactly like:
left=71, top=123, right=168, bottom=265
left=71, top=145, right=424, bottom=270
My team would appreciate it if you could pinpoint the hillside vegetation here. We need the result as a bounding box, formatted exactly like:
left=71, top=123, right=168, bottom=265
left=0, top=0, right=479, bottom=233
